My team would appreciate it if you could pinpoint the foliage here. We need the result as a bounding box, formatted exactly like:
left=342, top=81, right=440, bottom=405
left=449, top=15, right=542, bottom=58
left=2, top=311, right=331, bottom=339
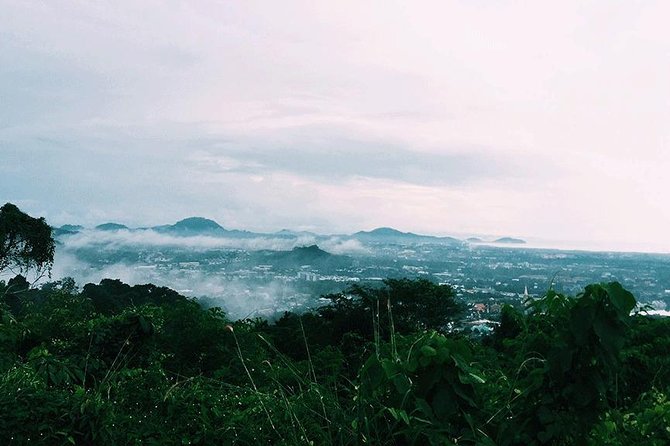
left=317, top=278, right=463, bottom=343
left=357, top=331, right=488, bottom=445
left=619, top=315, right=670, bottom=399
left=486, top=283, right=637, bottom=445
left=0, top=203, right=55, bottom=279
left=0, top=271, right=667, bottom=445
left=590, top=389, right=670, bottom=446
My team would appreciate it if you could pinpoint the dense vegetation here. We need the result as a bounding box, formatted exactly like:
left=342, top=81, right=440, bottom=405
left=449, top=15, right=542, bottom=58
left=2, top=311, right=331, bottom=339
left=1, top=204, right=669, bottom=445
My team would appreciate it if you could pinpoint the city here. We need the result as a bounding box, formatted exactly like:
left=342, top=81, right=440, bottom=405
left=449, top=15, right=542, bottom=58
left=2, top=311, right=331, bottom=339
left=53, top=223, right=670, bottom=323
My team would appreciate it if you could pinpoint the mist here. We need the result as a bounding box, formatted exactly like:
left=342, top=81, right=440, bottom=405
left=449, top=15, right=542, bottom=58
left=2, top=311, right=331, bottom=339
left=52, top=251, right=317, bottom=320
left=58, top=228, right=369, bottom=255
left=48, top=228, right=367, bottom=319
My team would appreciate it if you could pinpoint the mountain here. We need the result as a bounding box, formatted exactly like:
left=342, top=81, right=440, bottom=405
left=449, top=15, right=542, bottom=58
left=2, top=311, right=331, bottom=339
left=287, top=245, right=332, bottom=262
left=172, top=217, right=223, bottom=232
left=52, top=227, right=78, bottom=237
left=63, top=218, right=466, bottom=246
left=95, top=223, right=129, bottom=231
left=466, top=237, right=483, bottom=243
left=53, top=224, right=84, bottom=238
left=256, top=244, right=351, bottom=269
left=153, top=217, right=225, bottom=235
left=152, top=217, right=269, bottom=239
left=60, top=224, right=83, bottom=232
left=494, top=237, right=526, bottom=244
left=353, top=227, right=462, bottom=245
left=357, top=227, right=407, bottom=237
left=171, top=217, right=223, bottom=232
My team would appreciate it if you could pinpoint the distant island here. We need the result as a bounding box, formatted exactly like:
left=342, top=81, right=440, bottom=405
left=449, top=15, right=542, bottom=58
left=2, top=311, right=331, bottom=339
left=465, top=236, right=526, bottom=245
left=354, top=227, right=462, bottom=245
left=494, top=237, right=526, bottom=244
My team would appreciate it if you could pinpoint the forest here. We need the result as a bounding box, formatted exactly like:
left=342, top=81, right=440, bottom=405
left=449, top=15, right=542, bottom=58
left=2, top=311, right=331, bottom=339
left=1, top=203, right=669, bottom=445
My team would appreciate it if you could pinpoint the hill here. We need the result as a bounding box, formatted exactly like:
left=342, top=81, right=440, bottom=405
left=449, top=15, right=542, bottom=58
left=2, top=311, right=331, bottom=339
left=494, top=237, right=526, bottom=244
left=353, top=227, right=462, bottom=245
left=170, top=217, right=224, bottom=232
left=153, top=217, right=225, bottom=235
left=60, top=224, right=83, bottom=232
left=152, top=217, right=267, bottom=239
left=95, top=223, right=129, bottom=231
left=255, top=244, right=351, bottom=269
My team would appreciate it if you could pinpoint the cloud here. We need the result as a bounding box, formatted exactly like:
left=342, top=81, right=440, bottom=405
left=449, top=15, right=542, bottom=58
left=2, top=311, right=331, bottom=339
left=49, top=226, right=374, bottom=319
left=319, top=238, right=369, bottom=255
left=57, top=228, right=369, bottom=256
left=51, top=251, right=311, bottom=320
left=48, top=226, right=372, bottom=319
left=188, top=131, right=516, bottom=187
left=61, top=229, right=306, bottom=251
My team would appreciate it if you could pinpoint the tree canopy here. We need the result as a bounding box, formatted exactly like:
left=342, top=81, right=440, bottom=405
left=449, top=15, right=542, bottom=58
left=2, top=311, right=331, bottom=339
left=0, top=203, right=55, bottom=279
left=0, top=275, right=668, bottom=445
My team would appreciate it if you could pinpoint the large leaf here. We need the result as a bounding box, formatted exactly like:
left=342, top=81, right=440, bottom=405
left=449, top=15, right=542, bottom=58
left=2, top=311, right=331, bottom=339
left=603, top=282, right=636, bottom=318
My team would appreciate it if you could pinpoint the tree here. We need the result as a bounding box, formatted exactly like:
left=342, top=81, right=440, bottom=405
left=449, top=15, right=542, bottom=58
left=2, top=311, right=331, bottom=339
left=319, top=278, right=463, bottom=340
left=0, top=203, right=55, bottom=280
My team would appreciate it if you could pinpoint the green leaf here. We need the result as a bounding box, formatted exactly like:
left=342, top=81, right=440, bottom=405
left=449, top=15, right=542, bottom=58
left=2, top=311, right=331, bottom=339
left=603, top=282, right=636, bottom=317
left=419, top=355, right=432, bottom=367
left=360, top=356, right=385, bottom=391
left=393, top=374, right=411, bottom=394
left=571, top=301, right=596, bottom=344
left=436, top=347, right=450, bottom=364
left=432, top=386, right=457, bottom=419
left=420, top=345, right=437, bottom=357
left=468, top=372, right=486, bottom=384
left=381, top=358, right=400, bottom=378
left=593, top=315, right=624, bottom=354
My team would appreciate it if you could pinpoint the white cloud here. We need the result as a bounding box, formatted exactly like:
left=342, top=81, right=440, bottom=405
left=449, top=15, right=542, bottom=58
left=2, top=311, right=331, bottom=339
left=57, top=228, right=370, bottom=256
left=51, top=251, right=309, bottom=320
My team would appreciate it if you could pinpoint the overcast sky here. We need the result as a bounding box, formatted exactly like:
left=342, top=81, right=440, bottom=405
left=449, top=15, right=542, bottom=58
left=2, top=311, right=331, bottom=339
left=1, top=1, right=669, bottom=252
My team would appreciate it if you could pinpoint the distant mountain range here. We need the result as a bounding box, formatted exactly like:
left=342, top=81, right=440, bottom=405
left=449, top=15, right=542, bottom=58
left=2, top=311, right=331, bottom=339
left=52, top=216, right=526, bottom=246
left=466, top=236, right=526, bottom=245
left=353, top=227, right=462, bottom=246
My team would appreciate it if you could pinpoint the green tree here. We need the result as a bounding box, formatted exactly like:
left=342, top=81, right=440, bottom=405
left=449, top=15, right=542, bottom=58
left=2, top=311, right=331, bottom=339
left=320, top=278, right=463, bottom=339
left=490, top=283, right=637, bottom=445
left=0, top=203, right=55, bottom=280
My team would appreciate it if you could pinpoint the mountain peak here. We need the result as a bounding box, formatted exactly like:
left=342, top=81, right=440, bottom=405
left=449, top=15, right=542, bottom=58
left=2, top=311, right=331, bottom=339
left=171, top=217, right=224, bottom=231
left=291, top=244, right=329, bottom=255
left=494, top=237, right=526, bottom=244
left=95, top=223, right=128, bottom=231
left=60, top=224, right=83, bottom=232
left=357, top=227, right=406, bottom=236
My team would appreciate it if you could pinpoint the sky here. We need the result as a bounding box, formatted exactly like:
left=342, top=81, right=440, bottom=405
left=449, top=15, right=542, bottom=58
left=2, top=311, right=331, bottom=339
left=1, top=1, right=669, bottom=252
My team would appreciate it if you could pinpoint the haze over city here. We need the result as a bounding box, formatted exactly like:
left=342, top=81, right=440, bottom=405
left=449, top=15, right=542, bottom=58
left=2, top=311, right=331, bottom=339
left=2, top=1, right=669, bottom=253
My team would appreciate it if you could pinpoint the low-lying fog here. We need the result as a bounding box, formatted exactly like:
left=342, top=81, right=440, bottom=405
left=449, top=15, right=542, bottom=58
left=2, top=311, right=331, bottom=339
left=49, top=229, right=368, bottom=319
